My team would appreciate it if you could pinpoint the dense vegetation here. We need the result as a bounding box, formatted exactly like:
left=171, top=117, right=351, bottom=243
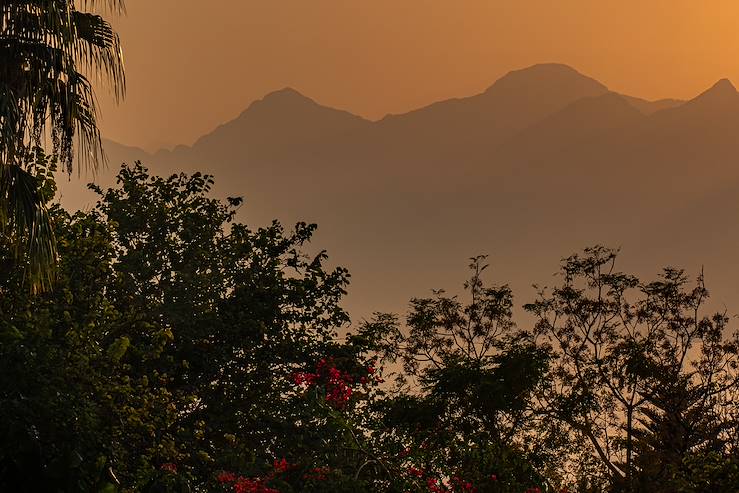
left=2, top=3, right=739, bottom=492
left=1, top=161, right=738, bottom=492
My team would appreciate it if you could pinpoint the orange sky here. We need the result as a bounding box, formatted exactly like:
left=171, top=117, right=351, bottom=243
left=98, top=0, right=739, bottom=151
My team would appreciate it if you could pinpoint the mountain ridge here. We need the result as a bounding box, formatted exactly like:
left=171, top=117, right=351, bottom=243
left=64, top=63, right=739, bottom=322
left=104, top=63, right=733, bottom=155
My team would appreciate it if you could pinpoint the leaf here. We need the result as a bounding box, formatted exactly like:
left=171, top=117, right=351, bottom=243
left=106, top=336, right=130, bottom=361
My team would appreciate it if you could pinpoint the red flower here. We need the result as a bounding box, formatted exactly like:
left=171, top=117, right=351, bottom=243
left=160, top=463, right=177, bottom=474
left=232, top=476, right=280, bottom=493
left=303, top=466, right=330, bottom=481
left=425, top=476, right=451, bottom=493
left=293, top=357, right=371, bottom=409
left=273, top=458, right=291, bottom=473
left=217, top=471, right=237, bottom=483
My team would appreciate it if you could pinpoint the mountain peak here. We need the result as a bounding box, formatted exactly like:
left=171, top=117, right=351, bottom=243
left=510, top=62, right=589, bottom=76
left=676, top=78, right=739, bottom=113
left=258, top=87, right=314, bottom=105
left=193, top=86, right=367, bottom=151
left=233, top=86, right=329, bottom=120
left=708, top=78, right=737, bottom=94
left=489, top=63, right=608, bottom=93
left=692, top=78, right=737, bottom=101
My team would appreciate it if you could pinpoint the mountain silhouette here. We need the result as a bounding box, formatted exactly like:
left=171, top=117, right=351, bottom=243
left=356, top=63, right=610, bottom=173
left=185, top=87, right=370, bottom=159
left=618, top=95, right=683, bottom=115
left=377, top=63, right=608, bottom=135
left=56, top=63, right=739, bottom=320
left=496, top=91, right=645, bottom=170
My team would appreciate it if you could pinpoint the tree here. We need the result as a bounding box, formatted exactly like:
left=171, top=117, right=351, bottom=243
left=366, top=257, right=554, bottom=493
left=0, top=162, right=365, bottom=491
left=526, top=246, right=739, bottom=492
left=0, top=0, right=125, bottom=289
left=6, top=161, right=739, bottom=492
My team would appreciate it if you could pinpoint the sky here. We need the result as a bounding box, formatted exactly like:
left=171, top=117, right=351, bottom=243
left=98, top=0, right=739, bottom=151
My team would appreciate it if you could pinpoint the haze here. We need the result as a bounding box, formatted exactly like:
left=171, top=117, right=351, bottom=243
left=101, top=0, right=739, bottom=151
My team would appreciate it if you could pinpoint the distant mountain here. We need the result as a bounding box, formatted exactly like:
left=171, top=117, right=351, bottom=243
left=375, top=63, right=608, bottom=143
left=56, top=64, right=739, bottom=320
left=496, top=92, right=645, bottom=169
left=184, top=87, right=370, bottom=159
left=619, top=95, right=683, bottom=115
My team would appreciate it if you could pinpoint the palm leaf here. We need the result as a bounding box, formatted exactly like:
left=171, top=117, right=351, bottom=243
left=0, top=162, right=56, bottom=292
left=0, top=0, right=125, bottom=290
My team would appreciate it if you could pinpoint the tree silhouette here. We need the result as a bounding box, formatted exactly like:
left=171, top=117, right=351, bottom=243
left=526, top=246, right=739, bottom=492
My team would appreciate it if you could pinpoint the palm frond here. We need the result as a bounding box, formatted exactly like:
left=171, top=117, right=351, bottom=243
left=0, top=162, right=56, bottom=292
left=0, top=0, right=126, bottom=172
left=72, top=10, right=125, bottom=101
left=0, top=0, right=125, bottom=291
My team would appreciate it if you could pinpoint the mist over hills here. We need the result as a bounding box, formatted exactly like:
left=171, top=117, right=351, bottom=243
left=57, top=63, right=739, bottom=320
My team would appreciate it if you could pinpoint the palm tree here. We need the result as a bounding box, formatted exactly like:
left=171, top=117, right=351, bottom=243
left=0, top=0, right=125, bottom=291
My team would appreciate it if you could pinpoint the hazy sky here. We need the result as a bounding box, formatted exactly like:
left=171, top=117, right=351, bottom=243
left=98, top=0, right=739, bottom=150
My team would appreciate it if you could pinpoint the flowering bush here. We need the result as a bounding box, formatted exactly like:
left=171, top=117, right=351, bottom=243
left=292, top=357, right=382, bottom=409
left=216, top=459, right=293, bottom=493
left=213, top=458, right=366, bottom=493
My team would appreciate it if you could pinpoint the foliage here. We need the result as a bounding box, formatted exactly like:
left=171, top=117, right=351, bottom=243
left=671, top=452, right=739, bottom=492
left=1, top=166, right=738, bottom=492
left=0, top=0, right=125, bottom=289
left=365, top=257, right=554, bottom=492
left=526, top=246, right=739, bottom=492
left=0, top=0, right=125, bottom=171
left=0, top=147, right=58, bottom=291
left=0, top=163, right=355, bottom=491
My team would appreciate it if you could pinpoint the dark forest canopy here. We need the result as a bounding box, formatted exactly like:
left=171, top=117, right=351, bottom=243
left=1, top=163, right=738, bottom=493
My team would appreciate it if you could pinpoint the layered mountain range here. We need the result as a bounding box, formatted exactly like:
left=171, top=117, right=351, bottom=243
left=57, top=63, right=739, bottom=319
